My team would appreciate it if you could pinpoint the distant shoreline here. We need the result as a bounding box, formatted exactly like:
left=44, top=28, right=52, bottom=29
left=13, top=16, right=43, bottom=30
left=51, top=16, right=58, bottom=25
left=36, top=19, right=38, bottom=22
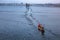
left=0, top=3, right=60, bottom=7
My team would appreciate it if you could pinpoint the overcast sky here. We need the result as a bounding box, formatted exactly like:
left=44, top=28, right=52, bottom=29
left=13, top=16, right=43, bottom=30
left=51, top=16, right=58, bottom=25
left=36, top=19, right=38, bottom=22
left=0, top=0, right=60, bottom=4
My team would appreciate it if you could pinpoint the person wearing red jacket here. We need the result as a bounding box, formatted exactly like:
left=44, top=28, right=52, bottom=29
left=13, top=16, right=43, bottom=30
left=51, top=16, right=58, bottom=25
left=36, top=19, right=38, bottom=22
left=38, top=23, right=45, bottom=35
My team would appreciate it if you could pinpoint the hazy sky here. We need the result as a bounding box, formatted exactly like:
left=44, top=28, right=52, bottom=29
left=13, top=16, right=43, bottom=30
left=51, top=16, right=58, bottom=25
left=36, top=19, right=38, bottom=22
left=0, top=0, right=60, bottom=4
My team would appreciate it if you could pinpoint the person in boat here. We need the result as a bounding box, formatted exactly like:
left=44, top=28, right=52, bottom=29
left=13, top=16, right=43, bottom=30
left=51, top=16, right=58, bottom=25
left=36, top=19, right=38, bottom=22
left=38, top=24, right=45, bottom=35
left=26, top=3, right=30, bottom=12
